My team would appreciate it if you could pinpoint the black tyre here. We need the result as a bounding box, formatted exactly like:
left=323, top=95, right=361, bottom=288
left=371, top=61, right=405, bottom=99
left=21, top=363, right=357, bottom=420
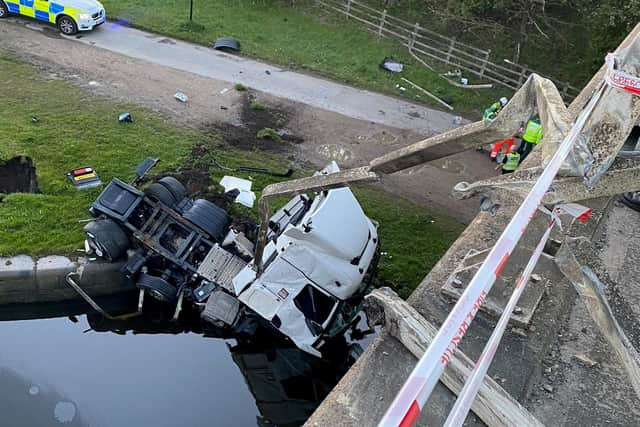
left=57, top=15, right=77, bottom=35
left=0, top=1, right=9, bottom=19
left=158, top=176, right=187, bottom=202
left=84, top=219, right=129, bottom=261
left=136, top=273, right=178, bottom=303
left=622, top=192, right=640, bottom=212
left=183, top=199, right=230, bottom=241
left=145, top=182, right=178, bottom=208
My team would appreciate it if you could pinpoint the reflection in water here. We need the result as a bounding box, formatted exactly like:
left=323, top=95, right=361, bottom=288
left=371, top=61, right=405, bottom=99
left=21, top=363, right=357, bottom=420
left=0, top=293, right=369, bottom=427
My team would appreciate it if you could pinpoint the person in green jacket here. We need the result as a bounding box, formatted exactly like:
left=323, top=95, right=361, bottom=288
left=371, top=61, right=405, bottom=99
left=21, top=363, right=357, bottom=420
left=518, top=117, right=543, bottom=162
left=495, top=148, right=520, bottom=174
left=483, top=97, right=508, bottom=120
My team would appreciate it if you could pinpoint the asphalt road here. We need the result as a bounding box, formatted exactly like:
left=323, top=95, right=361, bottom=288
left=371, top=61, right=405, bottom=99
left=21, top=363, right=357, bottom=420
left=70, top=22, right=457, bottom=135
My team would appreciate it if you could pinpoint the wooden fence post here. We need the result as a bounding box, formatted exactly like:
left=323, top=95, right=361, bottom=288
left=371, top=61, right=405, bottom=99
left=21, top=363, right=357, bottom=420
left=409, top=22, right=420, bottom=49
left=345, top=0, right=351, bottom=17
left=445, top=37, right=456, bottom=64
left=479, top=49, right=490, bottom=78
left=517, top=66, right=527, bottom=86
left=378, top=9, right=387, bottom=38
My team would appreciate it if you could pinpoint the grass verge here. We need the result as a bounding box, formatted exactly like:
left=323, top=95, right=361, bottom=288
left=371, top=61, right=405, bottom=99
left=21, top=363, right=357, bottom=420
left=101, top=0, right=505, bottom=118
left=0, top=54, right=462, bottom=296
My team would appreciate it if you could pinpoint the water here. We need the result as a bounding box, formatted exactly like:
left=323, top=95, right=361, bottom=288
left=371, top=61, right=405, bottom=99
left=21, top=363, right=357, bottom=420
left=0, top=296, right=370, bottom=427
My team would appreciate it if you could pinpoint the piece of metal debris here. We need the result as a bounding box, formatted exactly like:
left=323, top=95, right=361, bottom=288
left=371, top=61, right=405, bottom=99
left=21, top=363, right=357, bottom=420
left=220, top=175, right=256, bottom=208
left=531, top=273, right=542, bottom=282
left=543, top=384, right=554, bottom=393
left=174, top=92, right=189, bottom=103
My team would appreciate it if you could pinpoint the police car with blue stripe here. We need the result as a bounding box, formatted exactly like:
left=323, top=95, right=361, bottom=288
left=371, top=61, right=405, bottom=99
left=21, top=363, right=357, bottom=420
left=0, top=0, right=105, bottom=35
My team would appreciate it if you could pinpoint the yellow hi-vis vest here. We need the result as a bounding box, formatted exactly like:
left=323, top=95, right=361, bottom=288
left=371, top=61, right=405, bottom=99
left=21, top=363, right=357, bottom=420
left=523, top=120, right=543, bottom=144
left=503, top=153, right=520, bottom=171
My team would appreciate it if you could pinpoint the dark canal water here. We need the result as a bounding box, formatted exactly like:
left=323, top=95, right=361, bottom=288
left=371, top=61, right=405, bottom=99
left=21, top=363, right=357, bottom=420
left=0, top=296, right=372, bottom=427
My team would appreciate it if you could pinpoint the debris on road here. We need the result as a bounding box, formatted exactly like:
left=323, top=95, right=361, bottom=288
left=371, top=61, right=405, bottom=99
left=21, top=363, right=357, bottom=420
left=174, top=92, right=189, bottom=103
left=213, top=37, right=241, bottom=52
left=66, top=166, right=102, bottom=190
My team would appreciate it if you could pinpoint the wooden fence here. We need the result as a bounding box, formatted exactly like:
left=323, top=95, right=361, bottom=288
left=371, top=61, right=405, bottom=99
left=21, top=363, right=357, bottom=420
left=316, top=0, right=580, bottom=100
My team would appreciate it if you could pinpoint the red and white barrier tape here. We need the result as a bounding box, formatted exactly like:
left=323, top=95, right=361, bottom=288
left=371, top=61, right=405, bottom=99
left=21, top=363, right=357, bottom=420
left=378, top=78, right=606, bottom=427
left=442, top=203, right=591, bottom=427
left=605, top=53, right=640, bottom=96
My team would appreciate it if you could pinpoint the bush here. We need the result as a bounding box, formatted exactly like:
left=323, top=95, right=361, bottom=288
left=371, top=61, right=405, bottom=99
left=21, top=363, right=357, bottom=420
left=249, top=101, right=267, bottom=110
left=235, top=83, right=247, bottom=91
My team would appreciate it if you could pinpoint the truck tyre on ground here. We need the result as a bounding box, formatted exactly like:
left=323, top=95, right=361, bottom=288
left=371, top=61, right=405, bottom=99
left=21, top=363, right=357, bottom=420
left=0, top=2, right=8, bottom=18
left=84, top=219, right=129, bottom=261
left=145, top=182, right=178, bottom=208
left=158, top=177, right=187, bottom=202
left=183, top=199, right=230, bottom=241
left=136, top=273, right=178, bottom=303
left=57, top=15, right=78, bottom=35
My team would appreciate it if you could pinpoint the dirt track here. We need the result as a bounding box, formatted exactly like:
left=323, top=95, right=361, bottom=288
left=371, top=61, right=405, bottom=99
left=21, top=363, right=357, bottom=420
left=0, top=18, right=498, bottom=223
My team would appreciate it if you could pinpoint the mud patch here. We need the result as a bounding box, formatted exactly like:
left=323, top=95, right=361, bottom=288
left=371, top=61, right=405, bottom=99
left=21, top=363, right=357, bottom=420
left=0, top=156, right=39, bottom=194
left=215, top=91, right=303, bottom=152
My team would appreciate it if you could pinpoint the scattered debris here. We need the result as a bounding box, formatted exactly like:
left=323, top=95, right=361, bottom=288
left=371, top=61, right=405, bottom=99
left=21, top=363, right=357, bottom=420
left=88, top=81, right=99, bottom=86
left=220, top=175, right=256, bottom=208
left=400, top=77, right=453, bottom=111
left=174, top=92, right=189, bottom=103
left=511, top=327, right=527, bottom=337
left=118, top=112, right=133, bottom=123
left=265, top=70, right=271, bottom=75
left=531, top=274, right=542, bottom=282
left=452, top=116, right=463, bottom=125
left=220, top=88, right=229, bottom=95
left=573, top=354, right=598, bottom=367
left=380, top=57, right=404, bottom=73
left=66, top=166, right=102, bottom=190
left=513, top=306, right=523, bottom=314
left=213, top=37, right=240, bottom=52
left=542, top=384, right=554, bottom=393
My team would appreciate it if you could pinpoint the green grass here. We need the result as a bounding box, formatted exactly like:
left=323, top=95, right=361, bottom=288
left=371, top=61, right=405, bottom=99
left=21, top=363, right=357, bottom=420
left=0, top=54, right=462, bottom=296
left=249, top=101, right=268, bottom=111
left=256, top=127, right=281, bottom=141
left=101, top=0, right=505, bottom=117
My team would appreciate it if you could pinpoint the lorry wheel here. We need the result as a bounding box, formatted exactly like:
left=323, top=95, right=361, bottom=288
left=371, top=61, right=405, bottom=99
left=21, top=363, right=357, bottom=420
left=84, top=219, right=129, bottom=261
left=57, top=15, right=77, bottom=35
left=136, top=273, right=178, bottom=303
left=183, top=199, right=230, bottom=241
left=145, top=183, right=178, bottom=208
left=0, top=2, right=9, bottom=18
left=158, top=177, right=187, bottom=202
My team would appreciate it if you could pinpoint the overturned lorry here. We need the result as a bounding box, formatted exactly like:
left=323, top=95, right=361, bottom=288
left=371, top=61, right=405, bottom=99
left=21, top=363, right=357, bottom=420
left=82, top=160, right=379, bottom=357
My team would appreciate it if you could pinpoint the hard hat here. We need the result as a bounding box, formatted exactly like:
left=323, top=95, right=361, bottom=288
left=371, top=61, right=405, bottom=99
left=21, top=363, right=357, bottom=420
left=499, top=97, right=508, bottom=106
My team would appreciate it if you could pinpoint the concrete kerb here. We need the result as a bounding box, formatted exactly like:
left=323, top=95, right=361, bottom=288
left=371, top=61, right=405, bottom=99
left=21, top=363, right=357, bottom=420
left=0, top=255, right=135, bottom=305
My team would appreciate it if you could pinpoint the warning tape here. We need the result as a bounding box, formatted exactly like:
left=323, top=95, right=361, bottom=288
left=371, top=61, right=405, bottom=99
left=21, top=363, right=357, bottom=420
left=442, top=203, right=591, bottom=427
left=605, top=53, right=640, bottom=96
left=378, top=78, right=607, bottom=427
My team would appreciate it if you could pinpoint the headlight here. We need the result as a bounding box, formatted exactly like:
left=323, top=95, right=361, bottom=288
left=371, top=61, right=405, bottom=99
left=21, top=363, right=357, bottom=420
left=78, top=13, right=91, bottom=20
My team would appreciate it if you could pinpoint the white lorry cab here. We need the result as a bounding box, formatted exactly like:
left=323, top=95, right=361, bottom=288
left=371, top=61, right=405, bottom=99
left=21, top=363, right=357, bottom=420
left=0, top=0, right=105, bottom=35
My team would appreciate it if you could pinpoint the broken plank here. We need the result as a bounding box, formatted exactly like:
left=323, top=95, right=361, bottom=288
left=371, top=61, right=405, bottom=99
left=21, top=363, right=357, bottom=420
left=365, top=287, right=544, bottom=427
